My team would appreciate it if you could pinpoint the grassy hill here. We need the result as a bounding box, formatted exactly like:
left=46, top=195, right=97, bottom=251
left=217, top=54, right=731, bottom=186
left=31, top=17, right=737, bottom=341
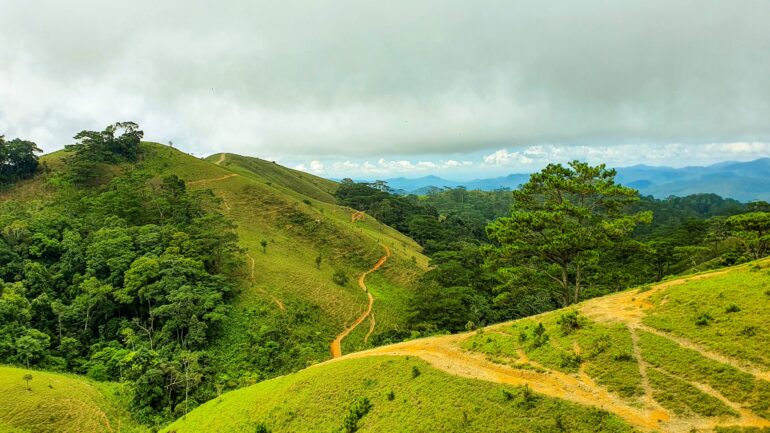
left=165, top=258, right=770, bottom=433
left=0, top=142, right=429, bottom=428
left=0, top=366, right=144, bottom=433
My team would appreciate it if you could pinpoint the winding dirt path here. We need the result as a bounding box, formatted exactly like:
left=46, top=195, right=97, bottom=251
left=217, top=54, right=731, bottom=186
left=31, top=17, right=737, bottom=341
left=322, top=262, right=770, bottom=432
left=215, top=153, right=226, bottom=165
left=330, top=244, right=391, bottom=358
left=186, top=173, right=237, bottom=186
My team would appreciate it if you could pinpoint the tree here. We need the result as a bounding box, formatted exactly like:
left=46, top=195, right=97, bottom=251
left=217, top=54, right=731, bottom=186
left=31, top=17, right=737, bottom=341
left=22, top=374, right=33, bottom=391
left=260, top=239, right=268, bottom=253
left=486, top=161, right=651, bottom=307
left=15, top=328, right=50, bottom=368
left=0, top=136, right=42, bottom=185
left=727, top=212, right=770, bottom=260
left=64, top=122, right=143, bottom=183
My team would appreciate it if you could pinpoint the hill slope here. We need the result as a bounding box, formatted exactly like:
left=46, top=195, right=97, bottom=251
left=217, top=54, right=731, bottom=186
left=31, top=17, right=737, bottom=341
left=167, top=258, right=770, bottom=433
left=0, top=366, right=143, bottom=433
left=0, top=143, right=429, bottom=425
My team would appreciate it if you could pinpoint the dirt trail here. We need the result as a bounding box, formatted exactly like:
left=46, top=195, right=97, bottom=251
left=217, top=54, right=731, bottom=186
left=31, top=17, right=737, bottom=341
left=324, top=263, right=770, bottom=432
left=363, top=314, right=376, bottom=344
left=215, top=153, right=226, bottom=165
left=186, top=173, right=237, bottom=186
left=340, top=334, right=668, bottom=431
left=330, top=244, right=391, bottom=358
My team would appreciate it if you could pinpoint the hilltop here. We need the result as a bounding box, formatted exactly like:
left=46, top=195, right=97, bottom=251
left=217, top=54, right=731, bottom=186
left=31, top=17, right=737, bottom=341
left=165, top=258, right=770, bottom=433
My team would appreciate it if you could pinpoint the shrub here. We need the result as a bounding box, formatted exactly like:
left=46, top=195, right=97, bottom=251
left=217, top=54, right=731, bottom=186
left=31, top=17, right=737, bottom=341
left=724, top=304, right=741, bottom=313
left=254, top=422, right=271, bottom=433
left=612, top=353, right=634, bottom=362
left=556, top=311, right=582, bottom=335
left=332, top=270, right=349, bottom=286
left=302, top=199, right=312, bottom=205
left=516, top=384, right=537, bottom=409
left=694, top=312, right=713, bottom=326
left=411, top=366, right=421, bottom=378
left=530, top=323, right=549, bottom=348
left=342, top=397, right=373, bottom=433
left=739, top=326, right=757, bottom=337
left=386, top=390, right=395, bottom=401
left=501, top=389, right=515, bottom=401
left=559, top=351, right=582, bottom=369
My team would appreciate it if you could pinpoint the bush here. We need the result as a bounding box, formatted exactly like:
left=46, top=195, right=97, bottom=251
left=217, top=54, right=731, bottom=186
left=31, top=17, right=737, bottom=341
left=254, top=422, right=271, bottom=433
left=411, top=366, right=421, bottom=378
left=559, top=351, right=582, bottom=369
left=725, top=304, right=741, bottom=313
left=694, top=312, right=713, bottom=326
left=529, top=323, right=549, bottom=348
left=501, top=389, right=515, bottom=401
left=342, top=397, right=373, bottom=433
left=332, top=270, right=349, bottom=286
left=612, top=353, right=634, bottom=362
left=739, top=326, right=757, bottom=337
left=386, top=390, right=395, bottom=401
left=556, top=311, right=582, bottom=335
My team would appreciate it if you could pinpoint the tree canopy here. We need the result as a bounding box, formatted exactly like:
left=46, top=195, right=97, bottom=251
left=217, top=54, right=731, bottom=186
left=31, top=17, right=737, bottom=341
left=485, top=161, right=651, bottom=308
left=0, top=135, right=42, bottom=185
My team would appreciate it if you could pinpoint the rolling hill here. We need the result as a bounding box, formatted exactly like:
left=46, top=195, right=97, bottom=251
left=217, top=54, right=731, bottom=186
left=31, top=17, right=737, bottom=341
left=165, top=258, right=770, bottom=433
left=0, top=366, right=144, bottom=433
left=0, top=142, right=430, bottom=427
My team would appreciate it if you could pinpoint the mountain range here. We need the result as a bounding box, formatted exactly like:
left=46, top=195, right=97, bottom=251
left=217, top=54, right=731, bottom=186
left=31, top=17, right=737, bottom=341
left=368, top=158, right=770, bottom=202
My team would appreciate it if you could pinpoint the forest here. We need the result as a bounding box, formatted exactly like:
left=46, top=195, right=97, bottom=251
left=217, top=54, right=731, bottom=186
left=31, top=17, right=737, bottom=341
left=337, top=167, right=770, bottom=335
left=1, top=124, right=240, bottom=423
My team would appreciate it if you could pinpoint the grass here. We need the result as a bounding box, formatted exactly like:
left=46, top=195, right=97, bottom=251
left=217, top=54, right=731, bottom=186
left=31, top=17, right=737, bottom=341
left=638, top=331, right=770, bottom=419
left=463, top=313, right=643, bottom=399
left=0, top=366, right=145, bottom=433
left=647, top=368, right=738, bottom=418
left=134, top=143, right=430, bottom=375
left=162, top=356, right=634, bottom=433
left=643, top=265, right=770, bottom=368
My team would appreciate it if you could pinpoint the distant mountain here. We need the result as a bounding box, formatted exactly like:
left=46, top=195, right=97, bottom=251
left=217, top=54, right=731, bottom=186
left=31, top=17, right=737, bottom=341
left=373, top=158, right=770, bottom=202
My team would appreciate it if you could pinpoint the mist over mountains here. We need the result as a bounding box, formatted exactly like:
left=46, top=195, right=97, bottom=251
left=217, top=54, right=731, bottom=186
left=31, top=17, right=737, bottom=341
left=354, top=158, right=770, bottom=202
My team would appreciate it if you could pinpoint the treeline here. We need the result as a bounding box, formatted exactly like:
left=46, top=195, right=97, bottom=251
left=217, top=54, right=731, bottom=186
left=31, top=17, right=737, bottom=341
left=337, top=165, right=770, bottom=337
left=0, top=135, right=42, bottom=185
left=0, top=123, right=239, bottom=423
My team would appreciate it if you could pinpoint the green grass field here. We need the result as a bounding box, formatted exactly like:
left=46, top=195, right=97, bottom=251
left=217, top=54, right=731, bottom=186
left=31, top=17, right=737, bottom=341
left=162, top=356, right=633, bottom=433
left=0, top=366, right=145, bottom=433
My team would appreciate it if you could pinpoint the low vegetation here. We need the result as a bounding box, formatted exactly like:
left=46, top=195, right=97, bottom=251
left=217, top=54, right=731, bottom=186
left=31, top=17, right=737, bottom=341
left=162, top=357, right=633, bottom=433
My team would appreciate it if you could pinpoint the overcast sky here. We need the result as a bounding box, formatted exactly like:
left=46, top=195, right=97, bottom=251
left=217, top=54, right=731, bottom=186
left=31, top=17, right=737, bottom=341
left=1, top=0, right=769, bottom=179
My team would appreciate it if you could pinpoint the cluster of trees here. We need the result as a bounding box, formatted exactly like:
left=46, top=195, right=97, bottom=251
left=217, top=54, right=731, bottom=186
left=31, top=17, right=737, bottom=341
left=339, top=162, right=770, bottom=335
left=0, top=123, right=239, bottom=423
left=0, top=135, right=42, bottom=185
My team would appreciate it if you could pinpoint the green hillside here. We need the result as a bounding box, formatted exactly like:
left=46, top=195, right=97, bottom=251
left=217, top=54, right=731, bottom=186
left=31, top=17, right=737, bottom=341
left=167, top=258, right=770, bottom=433
left=0, top=138, right=429, bottom=427
left=0, top=366, right=144, bottom=433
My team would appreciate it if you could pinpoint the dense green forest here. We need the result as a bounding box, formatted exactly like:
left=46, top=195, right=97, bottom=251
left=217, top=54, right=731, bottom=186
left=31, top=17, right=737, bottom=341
left=1, top=124, right=240, bottom=423
left=337, top=167, right=770, bottom=335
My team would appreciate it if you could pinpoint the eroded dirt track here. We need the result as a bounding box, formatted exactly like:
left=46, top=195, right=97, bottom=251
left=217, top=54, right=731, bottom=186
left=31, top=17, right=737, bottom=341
left=328, top=264, right=770, bottom=433
left=330, top=244, right=391, bottom=358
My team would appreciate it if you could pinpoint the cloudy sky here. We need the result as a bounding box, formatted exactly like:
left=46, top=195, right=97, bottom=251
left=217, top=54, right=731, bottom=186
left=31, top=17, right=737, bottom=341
left=1, top=0, right=769, bottom=179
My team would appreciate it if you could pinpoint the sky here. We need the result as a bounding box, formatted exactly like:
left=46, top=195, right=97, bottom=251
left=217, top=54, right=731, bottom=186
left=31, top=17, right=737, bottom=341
left=1, top=0, right=769, bottom=179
